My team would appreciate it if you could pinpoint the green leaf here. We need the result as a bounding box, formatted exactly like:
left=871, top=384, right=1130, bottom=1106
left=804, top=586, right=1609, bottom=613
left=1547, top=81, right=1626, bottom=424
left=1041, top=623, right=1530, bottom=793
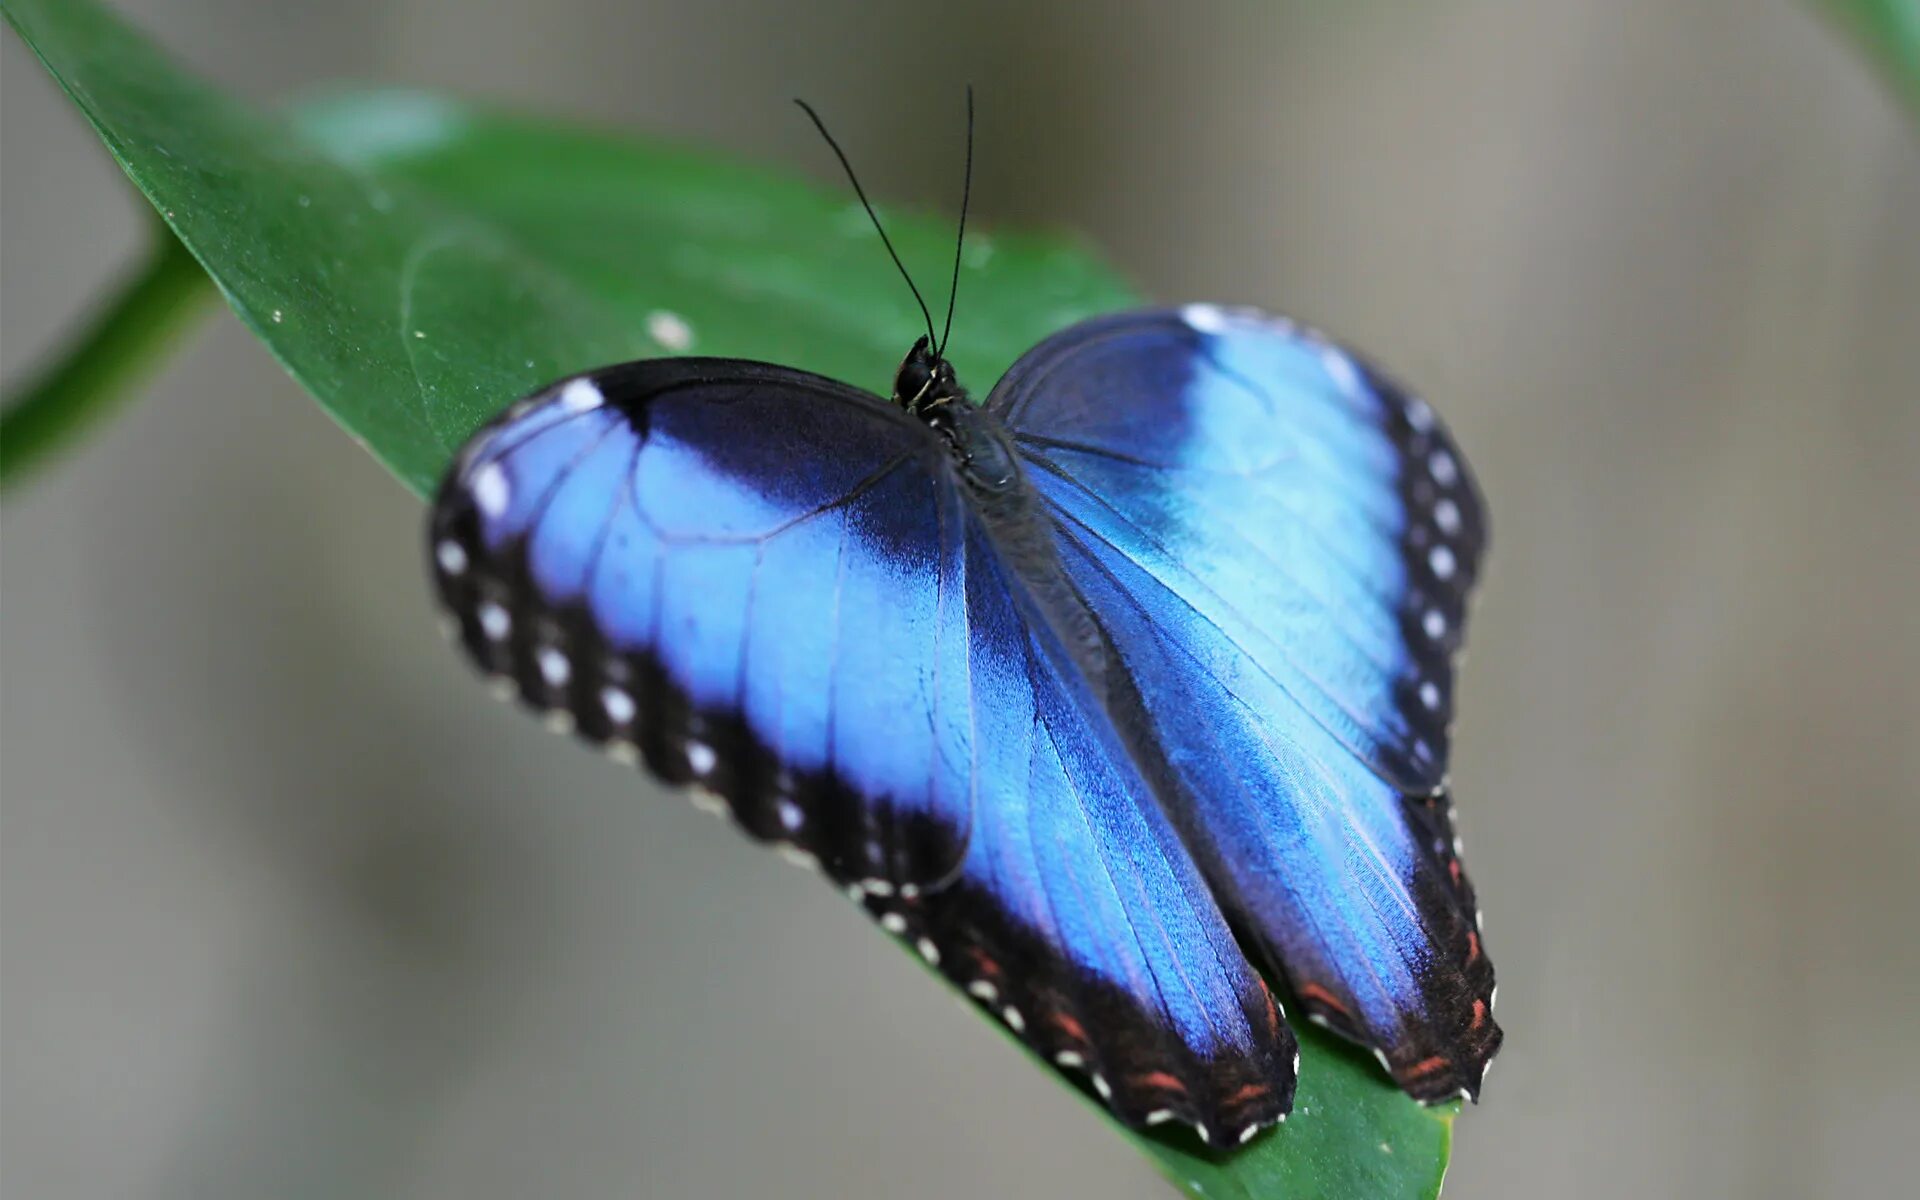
left=1812, top=0, right=1920, bottom=121
left=4, top=0, right=1457, bottom=1194
left=4, top=0, right=1134, bottom=497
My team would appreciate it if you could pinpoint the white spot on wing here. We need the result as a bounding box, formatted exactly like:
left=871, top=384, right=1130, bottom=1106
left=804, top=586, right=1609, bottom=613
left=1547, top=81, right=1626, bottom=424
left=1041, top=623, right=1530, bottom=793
left=478, top=602, right=510, bottom=641
left=537, top=647, right=571, bottom=687
left=777, top=798, right=803, bottom=832
left=1238, top=1124, right=1261, bottom=1145
left=968, top=980, right=999, bottom=1003
left=558, top=377, right=604, bottom=413
left=1430, top=449, right=1459, bottom=487
left=600, top=685, right=635, bottom=726
left=1319, top=346, right=1361, bottom=394
left=1422, top=608, right=1447, bottom=640
left=1419, top=681, right=1441, bottom=710
left=880, top=912, right=908, bottom=934
left=1430, top=545, right=1457, bottom=581
left=686, top=740, right=716, bottom=775
left=472, top=463, right=509, bottom=518
left=1145, top=1109, right=1174, bottom=1126
left=1180, top=303, right=1232, bottom=335
left=436, top=540, right=468, bottom=576
left=1405, top=398, right=1435, bottom=432
left=1090, top=1073, right=1112, bottom=1100
left=1002, top=1006, right=1026, bottom=1033
left=1435, top=497, right=1462, bottom=536
left=647, top=309, right=695, bottom=352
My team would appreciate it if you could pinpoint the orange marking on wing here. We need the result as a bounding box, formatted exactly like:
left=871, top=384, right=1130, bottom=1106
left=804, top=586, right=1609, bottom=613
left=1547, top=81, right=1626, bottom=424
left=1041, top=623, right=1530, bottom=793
left=1448, top=858, right=1464, bottom=886
left=1263, top=984, right=1283, bottom=1035
left=1404, top=1055, right=1449, bottom=1079
left=968, top=948, right=1002, bottom=978
left=1225, top=1082, right=1269, bottom=1107
left=1466, top=930, right=1481, bottom=964
left=1134, top=1071, right=1190, bottom=1095
left=1048, top=1011, right=1088, bottom=1044
left=1471, top=998, right=1488, bottom=1030
left=1298, top=982, right=1349, bottom=1016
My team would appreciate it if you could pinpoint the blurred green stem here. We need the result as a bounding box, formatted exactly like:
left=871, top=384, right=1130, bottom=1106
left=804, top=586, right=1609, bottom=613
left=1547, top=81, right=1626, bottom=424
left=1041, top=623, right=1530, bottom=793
left=1, top=229, right=212, bottom=492
left=1815, top=0, right=1920, bottom=120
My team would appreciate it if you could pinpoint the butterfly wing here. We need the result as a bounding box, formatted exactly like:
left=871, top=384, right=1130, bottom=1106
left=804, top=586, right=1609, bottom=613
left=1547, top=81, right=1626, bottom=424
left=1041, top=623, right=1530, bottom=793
left=881, top=527, right=1296, bottom=1144
left=432, top=359, right=973, bottom=888
left=992, top=306, right=1500, bottom=1101
left=428, top=359, right=1294, bottom=1144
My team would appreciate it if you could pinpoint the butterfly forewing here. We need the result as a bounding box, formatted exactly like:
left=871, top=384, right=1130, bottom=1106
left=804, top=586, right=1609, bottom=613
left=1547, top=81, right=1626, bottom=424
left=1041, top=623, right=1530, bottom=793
left=991, top=306, right=1499, bottom=1102
left=433, top=360, right=974, bottom=886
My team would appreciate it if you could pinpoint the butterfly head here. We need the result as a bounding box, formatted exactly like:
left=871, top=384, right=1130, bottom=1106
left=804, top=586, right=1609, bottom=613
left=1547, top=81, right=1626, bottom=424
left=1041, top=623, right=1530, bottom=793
left=794, top=94, right=977, bottom=421
left=893, top=335, right=965, bottom=415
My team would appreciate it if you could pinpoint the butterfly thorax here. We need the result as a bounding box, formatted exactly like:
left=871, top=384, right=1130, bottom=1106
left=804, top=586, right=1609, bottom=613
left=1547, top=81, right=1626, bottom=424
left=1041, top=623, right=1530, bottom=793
left=912, top=338, right=1109, bottom=693
left=891, top=337, right=1020, bottom=497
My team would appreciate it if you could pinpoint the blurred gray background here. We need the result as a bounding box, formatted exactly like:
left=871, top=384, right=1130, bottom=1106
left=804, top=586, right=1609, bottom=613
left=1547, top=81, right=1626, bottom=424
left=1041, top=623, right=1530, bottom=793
left=4, top=1, right=1917, bottom=1197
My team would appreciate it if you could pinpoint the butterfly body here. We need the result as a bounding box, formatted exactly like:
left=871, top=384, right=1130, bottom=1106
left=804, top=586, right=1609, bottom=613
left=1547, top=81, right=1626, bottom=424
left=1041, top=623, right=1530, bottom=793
left=429, top=304, right=1499, bottom=1146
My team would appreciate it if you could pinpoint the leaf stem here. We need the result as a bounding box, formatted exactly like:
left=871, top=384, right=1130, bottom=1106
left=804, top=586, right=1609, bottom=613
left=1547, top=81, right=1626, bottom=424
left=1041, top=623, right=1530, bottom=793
left=1, top=228, right=213, bottom=492
left=1813, top=0, right=1920, bottom=121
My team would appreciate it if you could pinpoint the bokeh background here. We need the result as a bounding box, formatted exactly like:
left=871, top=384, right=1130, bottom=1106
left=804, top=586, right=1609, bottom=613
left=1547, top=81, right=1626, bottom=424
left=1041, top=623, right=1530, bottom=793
left=4, top=1, right=1917, bottom=1197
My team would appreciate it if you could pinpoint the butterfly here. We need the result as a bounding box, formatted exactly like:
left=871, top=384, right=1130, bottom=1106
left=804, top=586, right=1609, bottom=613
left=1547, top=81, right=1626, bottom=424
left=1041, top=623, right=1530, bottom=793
left=426, top=98, right=1499, bottom=1149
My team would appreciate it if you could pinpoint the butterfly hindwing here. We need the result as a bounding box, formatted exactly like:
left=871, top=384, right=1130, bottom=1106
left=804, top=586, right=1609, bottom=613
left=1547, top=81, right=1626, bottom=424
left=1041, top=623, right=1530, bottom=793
left=429, top=358, right=1297, bottom=1145
left=866, top=512, right=1295, bottom=1144
left=993, top=307, right=1500, bottom=1101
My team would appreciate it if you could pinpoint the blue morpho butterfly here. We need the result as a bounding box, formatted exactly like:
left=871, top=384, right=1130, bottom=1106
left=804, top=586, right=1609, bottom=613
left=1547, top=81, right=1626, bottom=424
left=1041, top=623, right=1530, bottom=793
left=427, top=96, right=1499, bottom=1148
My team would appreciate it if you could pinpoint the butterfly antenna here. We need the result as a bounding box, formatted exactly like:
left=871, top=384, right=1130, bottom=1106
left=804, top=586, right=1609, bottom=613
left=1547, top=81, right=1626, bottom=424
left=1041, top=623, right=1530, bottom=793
left=793, top=98, right=938, bottom=350
left=937, top=85, right=975, bottom=358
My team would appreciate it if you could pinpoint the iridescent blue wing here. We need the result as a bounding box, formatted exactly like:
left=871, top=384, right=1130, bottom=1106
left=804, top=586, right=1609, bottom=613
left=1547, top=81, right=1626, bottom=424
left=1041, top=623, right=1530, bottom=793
left=428, top=359, right=1294, bottom=1144
left=432, top=361, right=972, bottom=888
left=992, top=307, right=1500, bottom=1102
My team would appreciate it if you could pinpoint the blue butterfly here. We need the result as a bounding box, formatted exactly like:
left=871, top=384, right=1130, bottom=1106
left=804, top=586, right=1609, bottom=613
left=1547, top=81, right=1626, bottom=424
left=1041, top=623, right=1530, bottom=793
left=427, top=104, right=1499, bottom=1149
